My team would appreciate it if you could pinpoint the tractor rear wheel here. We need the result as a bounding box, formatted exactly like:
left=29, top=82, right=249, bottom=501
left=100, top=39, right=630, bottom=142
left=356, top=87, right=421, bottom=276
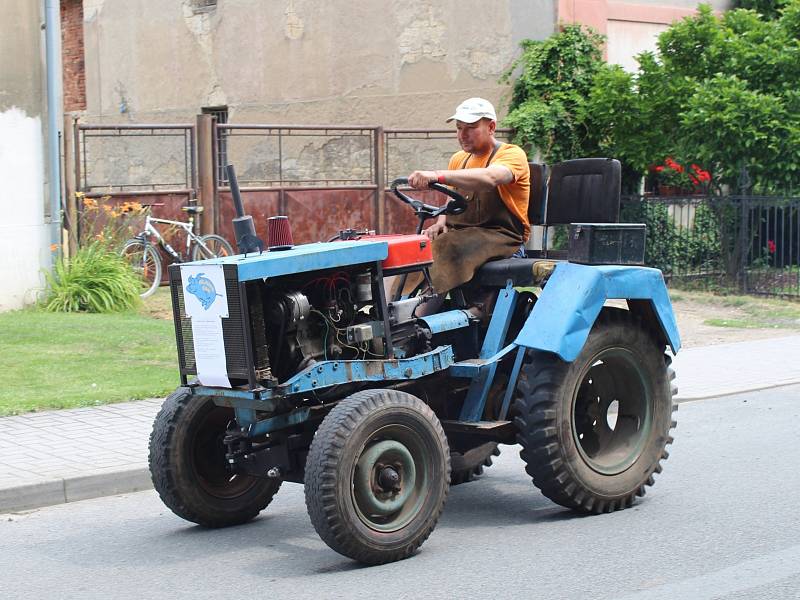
left=305, top=389, right=450, bottom=564
left=513, top=309, right=676, bottom=513
left=149, top=387, right=281, bottom=527
left=450, top=442, right=500, bottom=485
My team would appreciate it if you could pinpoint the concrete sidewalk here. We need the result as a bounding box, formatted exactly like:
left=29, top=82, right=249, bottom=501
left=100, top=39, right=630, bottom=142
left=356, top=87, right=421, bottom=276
left=2, top=335, right=800, bottom=514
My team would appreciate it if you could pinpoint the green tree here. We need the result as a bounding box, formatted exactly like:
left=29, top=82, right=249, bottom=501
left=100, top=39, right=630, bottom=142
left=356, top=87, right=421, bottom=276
left=504, top=2, right=800, bottom=193
left=502, top=25, right=606, bottom=163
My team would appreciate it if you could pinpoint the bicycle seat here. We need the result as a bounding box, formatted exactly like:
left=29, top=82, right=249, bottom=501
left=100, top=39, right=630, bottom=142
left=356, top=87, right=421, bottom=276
left=181, top=205, right=204, bottom=214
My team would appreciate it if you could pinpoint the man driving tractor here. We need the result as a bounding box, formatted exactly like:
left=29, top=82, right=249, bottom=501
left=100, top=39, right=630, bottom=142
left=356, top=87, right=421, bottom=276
left=407, top=97, right=531, bottom=304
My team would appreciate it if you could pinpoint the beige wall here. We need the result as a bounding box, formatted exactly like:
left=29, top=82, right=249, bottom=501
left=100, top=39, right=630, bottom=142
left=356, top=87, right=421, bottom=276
left=0, top=0, right=49, bottom=311
left=81, top=0, right=556, bottom=128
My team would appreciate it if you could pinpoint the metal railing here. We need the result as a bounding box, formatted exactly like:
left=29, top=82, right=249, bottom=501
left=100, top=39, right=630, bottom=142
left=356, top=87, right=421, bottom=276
left=215, top=124, right=378, bottom=189
left=74, top=123, right=196, bottom=196
left=621, top=194, right=800, bottom=297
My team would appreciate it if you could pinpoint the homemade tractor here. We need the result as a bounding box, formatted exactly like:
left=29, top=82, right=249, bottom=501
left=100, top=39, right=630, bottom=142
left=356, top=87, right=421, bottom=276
left=149, top=159, right=680, bottom=565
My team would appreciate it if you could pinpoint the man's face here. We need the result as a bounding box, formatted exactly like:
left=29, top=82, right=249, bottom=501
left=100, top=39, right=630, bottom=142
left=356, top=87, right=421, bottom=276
left=456, top=118, right=496, bottom=154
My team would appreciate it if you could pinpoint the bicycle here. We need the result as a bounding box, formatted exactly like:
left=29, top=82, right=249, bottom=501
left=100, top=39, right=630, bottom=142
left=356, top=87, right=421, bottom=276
left=120, top=204, right=235, bottom=298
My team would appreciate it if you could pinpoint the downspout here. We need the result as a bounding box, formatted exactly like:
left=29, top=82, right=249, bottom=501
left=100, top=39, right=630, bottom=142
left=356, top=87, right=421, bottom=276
left=44, top=0, right=63, bottom=260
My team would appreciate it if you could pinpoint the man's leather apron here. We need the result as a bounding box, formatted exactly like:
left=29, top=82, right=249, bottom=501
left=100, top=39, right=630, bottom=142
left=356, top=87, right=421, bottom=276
left=429, top=144, right=525, bottom=294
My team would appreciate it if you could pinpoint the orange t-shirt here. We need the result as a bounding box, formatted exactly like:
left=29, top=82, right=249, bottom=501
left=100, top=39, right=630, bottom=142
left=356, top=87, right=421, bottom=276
left=448, top=143, right=531, bottom=241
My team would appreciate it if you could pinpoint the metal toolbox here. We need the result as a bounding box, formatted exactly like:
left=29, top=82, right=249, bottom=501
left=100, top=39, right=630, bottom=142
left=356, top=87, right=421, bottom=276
left=567, top=223, right=647, bottom=265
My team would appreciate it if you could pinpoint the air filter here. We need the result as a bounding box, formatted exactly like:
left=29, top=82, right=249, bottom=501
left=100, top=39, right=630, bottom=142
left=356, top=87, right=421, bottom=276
left=267, top=216, right=294, bottom=251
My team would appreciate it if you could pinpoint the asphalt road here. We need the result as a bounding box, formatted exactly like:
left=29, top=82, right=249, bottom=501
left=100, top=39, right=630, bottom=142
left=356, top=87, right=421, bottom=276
left=2, top=386, right=799, bottom=600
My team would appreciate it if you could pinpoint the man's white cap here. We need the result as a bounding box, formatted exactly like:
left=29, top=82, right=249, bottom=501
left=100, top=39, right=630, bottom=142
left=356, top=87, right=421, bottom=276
left=446, top=97, right=497, bottom=123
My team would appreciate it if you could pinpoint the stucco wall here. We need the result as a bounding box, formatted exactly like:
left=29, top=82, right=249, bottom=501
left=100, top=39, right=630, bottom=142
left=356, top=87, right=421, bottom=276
left=0, top=0, right=49, bottom=311
left=81, top=0, right=555, bottom=127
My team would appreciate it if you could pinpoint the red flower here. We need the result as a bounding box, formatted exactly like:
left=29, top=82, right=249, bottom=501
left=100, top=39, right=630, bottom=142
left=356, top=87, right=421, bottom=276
left=691, top=164, right=712, bottom=182
left=665, top=157, right=684, bottom=173
left=655, top=165, right=664, bottom=172
left=767, top=240, right=776, bottom=254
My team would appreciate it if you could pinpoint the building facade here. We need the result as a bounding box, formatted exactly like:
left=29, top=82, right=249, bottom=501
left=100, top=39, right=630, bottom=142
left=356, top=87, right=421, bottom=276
left=0, top=0, right=51, bottom=311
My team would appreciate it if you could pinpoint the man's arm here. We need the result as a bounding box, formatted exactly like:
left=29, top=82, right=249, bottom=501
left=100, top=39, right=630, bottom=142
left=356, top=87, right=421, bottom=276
left=408, top=165, right=514, bottom=191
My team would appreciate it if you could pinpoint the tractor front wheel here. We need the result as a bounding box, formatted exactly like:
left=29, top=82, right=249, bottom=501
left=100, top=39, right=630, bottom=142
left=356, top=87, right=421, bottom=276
left=513, top=308, right=676, bottom=513
left=305, top=389, right=450, bottom=564
left=149, top=387, right=281, bottom=527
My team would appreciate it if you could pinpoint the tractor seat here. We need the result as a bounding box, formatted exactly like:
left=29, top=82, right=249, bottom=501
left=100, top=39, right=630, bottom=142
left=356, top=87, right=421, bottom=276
left=475, top=258, right=557, bottom=287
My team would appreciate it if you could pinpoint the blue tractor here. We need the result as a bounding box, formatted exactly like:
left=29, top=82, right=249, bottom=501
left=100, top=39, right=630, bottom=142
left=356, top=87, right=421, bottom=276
left=149, top=159, right=679, bottom=565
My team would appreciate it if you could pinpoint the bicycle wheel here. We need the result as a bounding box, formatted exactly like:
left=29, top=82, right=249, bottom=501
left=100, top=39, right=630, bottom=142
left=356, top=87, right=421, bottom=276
left=120, top=240, right=162, bottom=298
left=191, top=234, right=235, bottom=261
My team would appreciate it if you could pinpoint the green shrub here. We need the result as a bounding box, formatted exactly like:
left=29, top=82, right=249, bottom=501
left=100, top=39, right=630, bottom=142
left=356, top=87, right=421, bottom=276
left=42, top=242, right=142, bottom=313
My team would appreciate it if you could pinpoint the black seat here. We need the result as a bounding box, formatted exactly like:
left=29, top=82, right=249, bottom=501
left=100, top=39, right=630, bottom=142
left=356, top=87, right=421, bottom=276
left=545, top=158, right=620, bottom=225
left=474, top=158, right=622, bottom=285
left=475, top=258, right=543, bottom=287
left=528, top=162, right=548, bottom=226
left=181, top=205, right=204, bottom=215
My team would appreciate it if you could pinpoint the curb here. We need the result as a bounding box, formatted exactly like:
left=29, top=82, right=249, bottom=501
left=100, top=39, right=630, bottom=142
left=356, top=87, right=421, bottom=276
left=674, top=379, right=800, bottom=403
left=0, top=468, right=152, bottom=514
left=2, top=381, right=799, bottom=514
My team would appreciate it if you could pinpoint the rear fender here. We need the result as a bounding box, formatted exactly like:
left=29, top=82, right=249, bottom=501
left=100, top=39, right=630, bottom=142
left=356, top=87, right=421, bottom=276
left=514, top=262, right=680, bottom=361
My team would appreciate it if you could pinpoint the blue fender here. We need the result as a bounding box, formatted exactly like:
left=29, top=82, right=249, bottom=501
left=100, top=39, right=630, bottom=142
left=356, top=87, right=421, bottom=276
left=515, top=262, right=681, bottom=361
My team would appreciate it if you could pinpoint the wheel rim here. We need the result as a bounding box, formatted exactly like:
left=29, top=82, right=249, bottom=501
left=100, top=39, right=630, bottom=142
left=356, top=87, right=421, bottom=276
left=571, top=348, right=652, bottom=475
left=122, top=244, right=158, bottom=294
left=198, top=238, right=231, bottom=259
left=189, top=405, right=260, bottom=499
left=351, top=425, right=430, bottom=533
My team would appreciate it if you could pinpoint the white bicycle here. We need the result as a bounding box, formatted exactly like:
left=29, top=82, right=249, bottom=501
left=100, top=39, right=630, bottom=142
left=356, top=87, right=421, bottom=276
left=120, top=204, right=234, bottom=298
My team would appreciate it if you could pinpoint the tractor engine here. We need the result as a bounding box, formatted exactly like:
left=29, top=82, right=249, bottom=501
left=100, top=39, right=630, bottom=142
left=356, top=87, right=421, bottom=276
left=261, top=268, right=431, bottom=383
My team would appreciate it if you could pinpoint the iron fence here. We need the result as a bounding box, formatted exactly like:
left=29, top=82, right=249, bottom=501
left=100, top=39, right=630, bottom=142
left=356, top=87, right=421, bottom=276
left=215, top=124, right=378, bottom=189
left=74, top=123, right=196, bottom=195
left=621, top=195, right=800, bottom=297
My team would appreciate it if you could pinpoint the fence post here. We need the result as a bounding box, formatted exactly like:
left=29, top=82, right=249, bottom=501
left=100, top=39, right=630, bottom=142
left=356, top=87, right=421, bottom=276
left=738, top=196, right=749, bottom=294
left=196, top=114, right=217, bottom=235
left=63, top=115, right=78, bottom=256
left=375, top=126, right=385, bottom=233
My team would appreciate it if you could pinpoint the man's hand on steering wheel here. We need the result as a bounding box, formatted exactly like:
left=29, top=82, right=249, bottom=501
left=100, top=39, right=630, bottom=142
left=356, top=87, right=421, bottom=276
left=408, top=170, right=439, bottom=189
left=422, top=218, right=448, bottom=240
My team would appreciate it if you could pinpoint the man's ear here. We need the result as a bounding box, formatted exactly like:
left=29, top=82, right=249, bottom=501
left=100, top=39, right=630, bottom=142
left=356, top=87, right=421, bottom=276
left=487, top=119, right=497, bottom=134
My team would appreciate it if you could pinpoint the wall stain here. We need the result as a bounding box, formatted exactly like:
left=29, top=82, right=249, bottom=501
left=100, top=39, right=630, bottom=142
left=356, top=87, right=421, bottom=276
left=284, top=1, right=305, bottom=40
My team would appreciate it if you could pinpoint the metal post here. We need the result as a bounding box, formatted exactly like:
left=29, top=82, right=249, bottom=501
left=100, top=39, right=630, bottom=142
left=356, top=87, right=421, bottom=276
left=45, top=0, right=63, bottom=259
left=63, top=115, right=78, bottom=256
left=196, top=114, right=216, bottom=235
left=375, top=126, right=386, bottom=233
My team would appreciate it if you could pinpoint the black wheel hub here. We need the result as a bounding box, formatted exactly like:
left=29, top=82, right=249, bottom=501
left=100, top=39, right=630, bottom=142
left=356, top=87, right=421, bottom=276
left=572, top=348, right=652, bottom=475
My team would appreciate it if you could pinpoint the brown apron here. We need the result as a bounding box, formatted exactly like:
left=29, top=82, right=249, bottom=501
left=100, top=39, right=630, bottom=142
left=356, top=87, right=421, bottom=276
left=429, top=144, right=525, bottom=294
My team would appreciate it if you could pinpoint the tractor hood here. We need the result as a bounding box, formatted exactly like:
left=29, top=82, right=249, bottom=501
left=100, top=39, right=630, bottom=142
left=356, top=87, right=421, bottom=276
left=183, top=240, right=389, bottom=282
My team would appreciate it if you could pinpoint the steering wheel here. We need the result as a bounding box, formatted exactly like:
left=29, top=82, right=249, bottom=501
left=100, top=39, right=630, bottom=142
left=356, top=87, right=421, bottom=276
left=390, top=178, right=468, bottom=219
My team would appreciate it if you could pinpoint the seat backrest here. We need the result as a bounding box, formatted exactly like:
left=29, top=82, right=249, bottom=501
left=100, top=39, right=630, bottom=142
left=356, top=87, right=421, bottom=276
left=545, top=158, right=621, bottom=225
left=527, top=162, right=548, bottom=226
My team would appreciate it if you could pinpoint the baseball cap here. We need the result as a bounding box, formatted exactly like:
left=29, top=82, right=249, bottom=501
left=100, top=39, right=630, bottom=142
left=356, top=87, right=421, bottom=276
left=446, top=97, right=497, bottom=123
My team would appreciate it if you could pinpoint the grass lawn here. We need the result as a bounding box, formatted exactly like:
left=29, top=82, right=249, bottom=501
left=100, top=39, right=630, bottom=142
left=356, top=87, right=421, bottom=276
left=670, top=290, right=800, bottom=329
left=0, top=301, right=178, bottom=415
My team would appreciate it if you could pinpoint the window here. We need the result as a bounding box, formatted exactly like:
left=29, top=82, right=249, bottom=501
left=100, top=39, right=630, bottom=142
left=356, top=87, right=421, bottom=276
left=202, top=106, right=229, bottom=184
left=191, top=0, right=217, bottom=14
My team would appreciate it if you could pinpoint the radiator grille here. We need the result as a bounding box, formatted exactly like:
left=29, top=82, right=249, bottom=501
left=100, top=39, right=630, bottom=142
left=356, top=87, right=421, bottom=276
left=169, top=264, right=251, bottom=381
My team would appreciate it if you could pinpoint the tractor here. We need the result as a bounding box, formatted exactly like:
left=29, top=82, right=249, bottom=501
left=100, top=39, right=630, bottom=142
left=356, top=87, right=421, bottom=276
left=148, top=158, right=680, bottom=565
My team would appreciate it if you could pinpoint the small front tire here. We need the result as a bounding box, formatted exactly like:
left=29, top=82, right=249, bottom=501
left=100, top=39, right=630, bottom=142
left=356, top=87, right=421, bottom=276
left=305, top=389, right=450, bottom=564
left=149, top=388, right=281, bottom=527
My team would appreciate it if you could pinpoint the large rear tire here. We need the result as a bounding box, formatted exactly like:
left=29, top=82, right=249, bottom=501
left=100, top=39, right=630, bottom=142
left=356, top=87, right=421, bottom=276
left=513, top=309, right=677, bottom=513
left=149, top=388, right=281, bottom=527
left=305, top=389, right=450, bottom=564
left=450, top=443, right=500, bottom=485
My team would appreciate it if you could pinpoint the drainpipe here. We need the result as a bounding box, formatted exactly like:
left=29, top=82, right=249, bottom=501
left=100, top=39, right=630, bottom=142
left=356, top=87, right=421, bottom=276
left=44, top=0, right=63, bottom=260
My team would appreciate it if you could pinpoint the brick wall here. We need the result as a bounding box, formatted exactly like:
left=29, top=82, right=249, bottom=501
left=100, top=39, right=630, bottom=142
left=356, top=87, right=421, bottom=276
left=61, top=0, right=86, bottom=112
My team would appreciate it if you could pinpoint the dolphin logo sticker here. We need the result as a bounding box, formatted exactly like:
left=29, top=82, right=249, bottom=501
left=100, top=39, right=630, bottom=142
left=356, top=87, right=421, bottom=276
left=186, top=273, right=222, bottom=310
